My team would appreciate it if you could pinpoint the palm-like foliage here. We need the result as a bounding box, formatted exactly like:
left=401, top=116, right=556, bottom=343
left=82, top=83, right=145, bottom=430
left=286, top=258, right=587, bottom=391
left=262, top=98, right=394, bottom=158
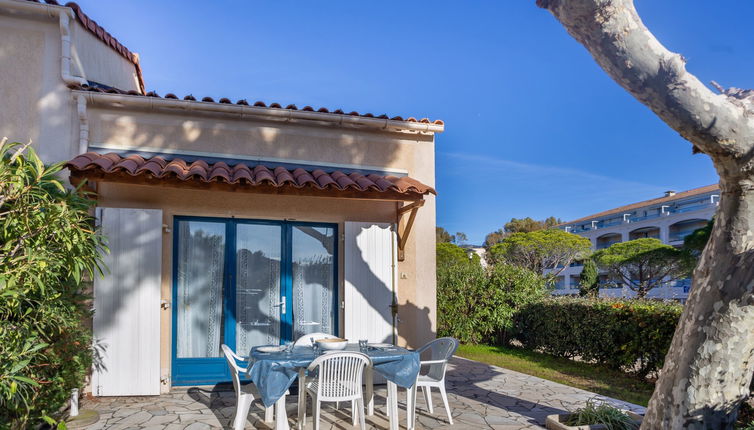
left=0, top=139, right=106, bottom=429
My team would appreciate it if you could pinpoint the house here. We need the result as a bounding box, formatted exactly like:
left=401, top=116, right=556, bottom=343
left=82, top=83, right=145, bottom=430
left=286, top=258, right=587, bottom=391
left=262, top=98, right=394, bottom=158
left=552, top=185, right=718, bottom=300
left=0, top=0, right=442, bottom=395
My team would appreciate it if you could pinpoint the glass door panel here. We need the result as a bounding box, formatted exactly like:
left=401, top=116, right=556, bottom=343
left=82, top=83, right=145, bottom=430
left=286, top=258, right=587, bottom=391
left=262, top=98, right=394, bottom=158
left=234, top=223, right=283, bottom=354
left=172, top=217, right=337, bottom=386
left=291, top=225, right=336, bottom=340
left=175, top=220, right=226, bottom=358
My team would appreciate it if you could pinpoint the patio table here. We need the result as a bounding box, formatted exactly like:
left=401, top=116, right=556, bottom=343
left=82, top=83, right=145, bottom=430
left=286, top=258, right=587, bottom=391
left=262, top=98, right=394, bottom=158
left=247, top=344, right=420, bottom=430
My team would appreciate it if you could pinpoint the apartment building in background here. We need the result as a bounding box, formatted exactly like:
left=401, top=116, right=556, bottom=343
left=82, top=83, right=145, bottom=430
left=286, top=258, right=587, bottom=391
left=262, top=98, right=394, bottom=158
left=552, top=184, right=719, bottom=300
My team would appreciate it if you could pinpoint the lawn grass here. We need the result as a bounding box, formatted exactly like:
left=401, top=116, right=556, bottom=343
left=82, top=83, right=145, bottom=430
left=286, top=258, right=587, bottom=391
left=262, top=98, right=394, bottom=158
left=456, top=344, right=655, bottom=406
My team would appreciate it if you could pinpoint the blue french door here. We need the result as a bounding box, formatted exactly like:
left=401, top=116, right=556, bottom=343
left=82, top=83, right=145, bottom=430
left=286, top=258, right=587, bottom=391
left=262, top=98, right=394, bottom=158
left=171, top=217, right=337, bottom=385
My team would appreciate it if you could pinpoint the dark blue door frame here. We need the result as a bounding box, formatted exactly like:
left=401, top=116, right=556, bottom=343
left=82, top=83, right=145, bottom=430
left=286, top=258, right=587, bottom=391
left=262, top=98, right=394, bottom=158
left=171, top=216, right=338, bottom=386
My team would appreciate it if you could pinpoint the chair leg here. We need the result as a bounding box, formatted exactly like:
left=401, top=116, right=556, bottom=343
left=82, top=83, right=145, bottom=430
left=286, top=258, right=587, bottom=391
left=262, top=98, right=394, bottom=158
left=439, top=385, right=453, bottom=425
left=234, top=394, right=254, bottom=430
left=356, top=397, right=366, bottom=430
left=313, top=395, right=321, bottom=430
left=297, top=395, right=306, bottom=429
left=351, top=399, right=357, bottom=426
left=264, top=404, right=274, bottom=423
left=297, top=370, right=306, bottom=430
left=422, top=386, right=434, bottom=414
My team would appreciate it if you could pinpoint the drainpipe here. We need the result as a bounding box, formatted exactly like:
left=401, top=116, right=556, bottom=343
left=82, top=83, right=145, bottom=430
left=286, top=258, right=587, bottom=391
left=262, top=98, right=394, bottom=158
left=59, top=10, right=88, bottom=86
left=77, top=95, right=88, bottom=153
left=0, top=1, right=87, bottom=86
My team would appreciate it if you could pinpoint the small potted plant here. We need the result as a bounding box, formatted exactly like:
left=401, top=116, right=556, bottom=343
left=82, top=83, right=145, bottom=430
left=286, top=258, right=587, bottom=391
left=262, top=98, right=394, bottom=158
left=546, top=398, right=643, bottom=430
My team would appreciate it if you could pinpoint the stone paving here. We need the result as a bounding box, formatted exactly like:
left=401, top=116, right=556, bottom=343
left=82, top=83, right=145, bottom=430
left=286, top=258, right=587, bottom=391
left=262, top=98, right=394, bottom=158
left=80, top=357, right=645, bottom=429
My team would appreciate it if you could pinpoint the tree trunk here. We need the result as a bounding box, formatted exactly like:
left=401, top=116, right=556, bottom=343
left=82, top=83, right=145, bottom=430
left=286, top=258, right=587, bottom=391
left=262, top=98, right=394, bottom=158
left=646, top=178, right=754, bottom=428
left=534, top=0, right=754, bottom=427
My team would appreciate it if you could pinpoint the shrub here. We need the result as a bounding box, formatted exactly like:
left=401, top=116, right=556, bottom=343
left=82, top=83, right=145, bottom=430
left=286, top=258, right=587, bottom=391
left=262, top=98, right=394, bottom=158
left=511, top=296, right=682, bottom=377
left=565, top=398, right=639, bottom=430
left=0, top=141, right=105, bottom=428
left=437, top=262, right=547, bottom=344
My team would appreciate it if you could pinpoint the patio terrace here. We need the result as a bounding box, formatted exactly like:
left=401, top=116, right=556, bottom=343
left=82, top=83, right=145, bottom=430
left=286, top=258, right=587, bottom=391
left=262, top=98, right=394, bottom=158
left=80, top=357, right=644, bottom=430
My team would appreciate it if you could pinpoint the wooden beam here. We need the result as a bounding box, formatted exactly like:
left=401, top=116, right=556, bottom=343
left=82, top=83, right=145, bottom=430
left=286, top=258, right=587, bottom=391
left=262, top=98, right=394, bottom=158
left=396, top=199, right=424, bottom=261
left=397, top=199, right=425, bottom=216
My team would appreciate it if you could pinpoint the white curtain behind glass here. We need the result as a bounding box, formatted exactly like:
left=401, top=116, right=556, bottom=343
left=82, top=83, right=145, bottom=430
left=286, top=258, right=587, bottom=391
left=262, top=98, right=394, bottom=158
left=176, top=221, right=225, bottom=358
left=292, top=226, right=335, bottom=340
left=235, top=224, right=282, bottom=353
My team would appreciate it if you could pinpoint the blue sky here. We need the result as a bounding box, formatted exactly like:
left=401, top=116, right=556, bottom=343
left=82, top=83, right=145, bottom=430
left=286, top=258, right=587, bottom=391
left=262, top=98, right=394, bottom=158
left=77, top=1, right=754, bottom=244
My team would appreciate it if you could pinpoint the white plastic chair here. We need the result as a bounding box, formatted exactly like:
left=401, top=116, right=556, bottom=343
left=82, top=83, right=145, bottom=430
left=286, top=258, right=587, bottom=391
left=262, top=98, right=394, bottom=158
left=293, top=332, right=338, bottom=347
left=299, top=351, right=371, bottom=430
left=414, top=337, right=459, bottom=425
left=294, top=332, right=341, bottom=429
left=221, top=344, right=274, bottom=430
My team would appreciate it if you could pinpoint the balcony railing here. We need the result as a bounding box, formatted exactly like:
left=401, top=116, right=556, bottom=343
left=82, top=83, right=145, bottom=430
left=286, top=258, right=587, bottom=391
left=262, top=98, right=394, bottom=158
left=669, top=228, right=700, bottom=242
left=596, top=240, right=620, bottom=249
left=563, top=199, right=716, bottom=234
left=628, top=212, right=661, bottom=223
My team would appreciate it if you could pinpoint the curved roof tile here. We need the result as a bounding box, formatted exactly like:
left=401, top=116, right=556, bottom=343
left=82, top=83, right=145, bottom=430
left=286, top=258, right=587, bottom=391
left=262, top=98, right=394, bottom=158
left=67, top=152, right=435, bottom=199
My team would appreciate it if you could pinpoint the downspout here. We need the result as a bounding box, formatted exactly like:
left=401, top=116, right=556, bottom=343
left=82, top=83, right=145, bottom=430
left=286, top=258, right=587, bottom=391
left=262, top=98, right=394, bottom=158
left=0, top=1, right=86, bottom=86
left=77, top=95, right=88, bottom=154
left=59, top=10, right=87, bottom=86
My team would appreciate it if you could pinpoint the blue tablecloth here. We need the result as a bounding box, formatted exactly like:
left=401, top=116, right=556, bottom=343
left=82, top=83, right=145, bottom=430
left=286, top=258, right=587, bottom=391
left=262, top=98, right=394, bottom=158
left=247, top=344, right=420, bottom=407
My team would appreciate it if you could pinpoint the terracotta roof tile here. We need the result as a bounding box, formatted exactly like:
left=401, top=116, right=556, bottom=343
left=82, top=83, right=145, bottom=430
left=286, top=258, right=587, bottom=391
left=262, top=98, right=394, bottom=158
left=563, top=184, right=720, bottom=225
left=67, top=152, right=435, bottom=200
left=67, top=83, right=444, bottom=126
left=25, top=1, right=145, bottom=94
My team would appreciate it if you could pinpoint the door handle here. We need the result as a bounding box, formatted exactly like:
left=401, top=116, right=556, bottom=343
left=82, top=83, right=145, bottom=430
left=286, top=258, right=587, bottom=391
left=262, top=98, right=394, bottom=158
left=275, top=296, right=287, bottom=315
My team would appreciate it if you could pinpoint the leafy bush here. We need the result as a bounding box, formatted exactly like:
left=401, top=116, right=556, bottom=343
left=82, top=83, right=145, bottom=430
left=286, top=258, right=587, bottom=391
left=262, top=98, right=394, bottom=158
left=437, top=262, right=547, bottom=344
left=512, top=296, right=682, bottom=377
left=0, top=141, right=105, bottom=428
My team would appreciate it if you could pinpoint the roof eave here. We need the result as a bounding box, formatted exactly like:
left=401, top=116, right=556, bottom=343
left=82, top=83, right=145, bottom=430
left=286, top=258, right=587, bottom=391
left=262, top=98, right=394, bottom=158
left=71, top=171, right=430, bottom=202
left=74, top=89, right=445, bottom=134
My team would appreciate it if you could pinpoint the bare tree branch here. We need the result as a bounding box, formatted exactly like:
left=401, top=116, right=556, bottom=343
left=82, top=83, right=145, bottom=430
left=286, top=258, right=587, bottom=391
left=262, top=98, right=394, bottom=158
left=537, top=0, right=754, bottom=172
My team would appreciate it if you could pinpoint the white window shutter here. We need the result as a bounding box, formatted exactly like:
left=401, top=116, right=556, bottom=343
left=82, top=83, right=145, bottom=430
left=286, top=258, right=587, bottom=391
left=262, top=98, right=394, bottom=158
left=92, top=208, right=162, bottom=396
left=344, top=222, right=396, bottom=345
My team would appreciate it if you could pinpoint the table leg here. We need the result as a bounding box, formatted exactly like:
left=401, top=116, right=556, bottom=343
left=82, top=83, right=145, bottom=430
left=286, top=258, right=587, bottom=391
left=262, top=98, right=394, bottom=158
left=275, top=394, right=289, bottom=430
left=406, top=384, right=417, bottom=430
left=297, top=369, right=306, bottom=430
left=387, top=381, right=399, bottom=430
left=365, top=366, right=374, bottom=416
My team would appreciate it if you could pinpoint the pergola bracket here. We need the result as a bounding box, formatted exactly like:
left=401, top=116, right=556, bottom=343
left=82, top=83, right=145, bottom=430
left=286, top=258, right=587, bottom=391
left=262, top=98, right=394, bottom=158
left=396, top=199, right=425, bottom=261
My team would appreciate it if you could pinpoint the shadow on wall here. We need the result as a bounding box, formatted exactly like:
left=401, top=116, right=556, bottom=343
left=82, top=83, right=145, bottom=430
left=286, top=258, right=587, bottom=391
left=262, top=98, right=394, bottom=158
left=92, top=110, right=423, bottom=174
left=346, top=223, right=433, bottom=349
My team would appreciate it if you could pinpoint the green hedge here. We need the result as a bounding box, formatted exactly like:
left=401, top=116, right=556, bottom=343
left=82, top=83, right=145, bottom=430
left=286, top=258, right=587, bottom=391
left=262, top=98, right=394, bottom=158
left=511, top=297, right=682, bottom=377
left=437, top=262, right=547, bottom=344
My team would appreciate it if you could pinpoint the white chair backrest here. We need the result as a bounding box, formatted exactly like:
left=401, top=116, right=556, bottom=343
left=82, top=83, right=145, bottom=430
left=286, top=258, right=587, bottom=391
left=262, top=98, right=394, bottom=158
left=222, top=344, right=246, bottom=395
left=293, top=332, right=338, bottom=347
left=417, top=337, right=459, bottom=381
left=307, top=352, right=371, bottom=401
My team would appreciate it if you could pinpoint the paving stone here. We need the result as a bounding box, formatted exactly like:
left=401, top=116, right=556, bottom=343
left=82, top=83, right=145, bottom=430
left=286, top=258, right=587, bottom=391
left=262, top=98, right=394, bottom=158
left=79, top=357, right=644, bottom=429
